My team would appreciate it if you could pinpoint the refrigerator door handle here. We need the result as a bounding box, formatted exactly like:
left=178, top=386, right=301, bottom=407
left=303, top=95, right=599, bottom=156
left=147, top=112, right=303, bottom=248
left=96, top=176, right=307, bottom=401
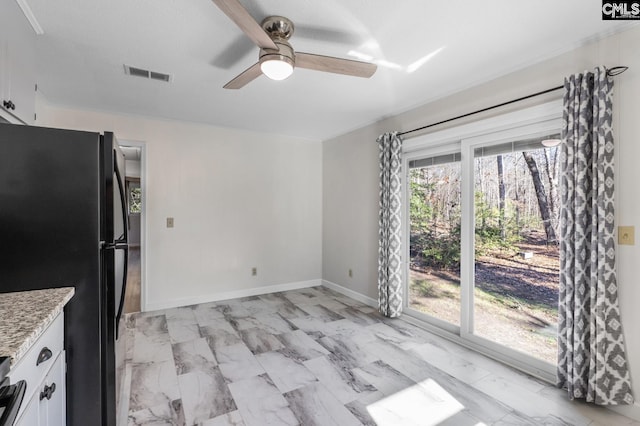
left=113, top=151, right=129, bottom=243
left=113, top=147, right=129, bottom=339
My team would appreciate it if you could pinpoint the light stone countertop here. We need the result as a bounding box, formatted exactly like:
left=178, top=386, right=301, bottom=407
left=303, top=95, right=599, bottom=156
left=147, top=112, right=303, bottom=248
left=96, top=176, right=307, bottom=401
left=0, top=287, right=74, bottom=366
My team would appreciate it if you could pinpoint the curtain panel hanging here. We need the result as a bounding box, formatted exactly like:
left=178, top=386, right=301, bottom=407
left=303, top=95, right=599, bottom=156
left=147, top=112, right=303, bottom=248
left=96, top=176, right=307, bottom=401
left=378, top=132, right=403, bottom=318
left=557, top=66, right=633, bottom=405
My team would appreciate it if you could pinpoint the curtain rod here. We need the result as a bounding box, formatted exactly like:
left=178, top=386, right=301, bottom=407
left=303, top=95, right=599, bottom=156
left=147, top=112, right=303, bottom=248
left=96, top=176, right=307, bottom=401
left=398, top=66, right=629, bottom=138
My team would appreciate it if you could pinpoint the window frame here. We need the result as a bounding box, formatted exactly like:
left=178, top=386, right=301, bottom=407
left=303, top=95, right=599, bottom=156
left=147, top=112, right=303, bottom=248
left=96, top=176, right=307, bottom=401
left=403, top=143, right=462, bottom=336
left=402, top=99, right=563, bottom=382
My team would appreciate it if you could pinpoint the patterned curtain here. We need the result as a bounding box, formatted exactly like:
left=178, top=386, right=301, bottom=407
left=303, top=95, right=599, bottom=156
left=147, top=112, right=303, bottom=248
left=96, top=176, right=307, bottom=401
left=378, top=132, right=403, bottom=318
left=557, top=67, right=633, bottom=405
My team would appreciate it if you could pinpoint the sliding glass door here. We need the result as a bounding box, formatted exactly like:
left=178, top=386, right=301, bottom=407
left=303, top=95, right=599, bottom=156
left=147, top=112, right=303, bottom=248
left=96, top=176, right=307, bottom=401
left=471, top=138, right=560, bottom=365
left=404, top=113, right=562, bottom=378
left=407, top=152, right=461, bottom=329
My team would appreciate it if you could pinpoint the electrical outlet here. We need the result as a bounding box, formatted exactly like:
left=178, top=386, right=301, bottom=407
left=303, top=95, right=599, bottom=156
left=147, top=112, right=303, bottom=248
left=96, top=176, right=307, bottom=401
left=618, top=226, right=635, bottom=245
left=348, top=269, right=353, bottom=278
left=166, top=217, right=174, bottom=228
left=252, top=267, right=257, bottom=276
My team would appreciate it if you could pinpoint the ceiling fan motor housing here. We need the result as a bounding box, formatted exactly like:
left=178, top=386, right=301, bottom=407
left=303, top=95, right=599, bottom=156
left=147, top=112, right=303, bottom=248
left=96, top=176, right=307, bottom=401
left=259, top=16, right=296, bottom=68
left=259, top=40, right=295, bottom=68
left=261, top=16, right=295, bottom=40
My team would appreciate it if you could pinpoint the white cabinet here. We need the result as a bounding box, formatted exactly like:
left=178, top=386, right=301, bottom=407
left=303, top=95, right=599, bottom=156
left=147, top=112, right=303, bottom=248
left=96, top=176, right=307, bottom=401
left=38, top=352, right=65, bottom=426
left=0, top=0, right=37, bottom=124
left=9, top=313, right=66, bottom=426
left=14, top=354, right=65, bottom=426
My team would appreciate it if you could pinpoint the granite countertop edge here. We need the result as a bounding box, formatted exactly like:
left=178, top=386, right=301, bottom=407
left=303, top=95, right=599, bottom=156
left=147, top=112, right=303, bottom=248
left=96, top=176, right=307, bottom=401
left=0, top=287, right=75, bottom=367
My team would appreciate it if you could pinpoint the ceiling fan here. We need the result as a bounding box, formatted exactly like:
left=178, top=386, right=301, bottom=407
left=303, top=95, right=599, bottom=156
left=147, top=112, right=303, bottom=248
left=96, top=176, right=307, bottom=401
left=211, top=0, right=378, bottom=89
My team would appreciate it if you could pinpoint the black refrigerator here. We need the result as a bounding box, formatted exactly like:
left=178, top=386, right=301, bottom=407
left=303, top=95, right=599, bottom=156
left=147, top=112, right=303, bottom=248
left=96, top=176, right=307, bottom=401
left=0, top=123, right=129, bottom=426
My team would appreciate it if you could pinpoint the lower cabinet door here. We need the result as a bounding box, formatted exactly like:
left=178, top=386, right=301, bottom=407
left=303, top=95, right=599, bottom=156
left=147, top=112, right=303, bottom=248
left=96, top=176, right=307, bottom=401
left=15, top=394, right=39, bottom=426
left=40, top=351, right=66, bottom=426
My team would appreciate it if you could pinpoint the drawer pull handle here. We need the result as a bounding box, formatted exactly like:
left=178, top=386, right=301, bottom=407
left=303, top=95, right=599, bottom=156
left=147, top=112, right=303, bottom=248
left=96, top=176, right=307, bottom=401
left=40, top=382, right=56, bottom=401
left=36, top=347, right=53, bottom=366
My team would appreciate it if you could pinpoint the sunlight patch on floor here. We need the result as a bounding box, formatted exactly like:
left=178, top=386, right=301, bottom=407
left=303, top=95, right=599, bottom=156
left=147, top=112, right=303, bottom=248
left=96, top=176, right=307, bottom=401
left=366, top=378, right=470, bottom=425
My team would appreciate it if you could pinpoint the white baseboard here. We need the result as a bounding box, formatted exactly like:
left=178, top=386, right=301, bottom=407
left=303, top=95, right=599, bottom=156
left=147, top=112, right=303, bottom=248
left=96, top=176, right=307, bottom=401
left=144, top=279, right=322, bottom=312
left=321, top=280, right=377, bottom=308
left=609, top=403, right=640, bottom=422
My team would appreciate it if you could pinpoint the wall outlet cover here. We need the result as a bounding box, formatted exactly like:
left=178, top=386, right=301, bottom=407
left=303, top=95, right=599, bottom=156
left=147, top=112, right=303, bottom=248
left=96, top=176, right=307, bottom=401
left=618, top=226, right=634, bottom=245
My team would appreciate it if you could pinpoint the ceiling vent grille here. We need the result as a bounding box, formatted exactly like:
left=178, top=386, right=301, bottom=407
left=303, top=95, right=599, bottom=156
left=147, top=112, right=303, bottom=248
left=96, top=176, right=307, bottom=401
left=124, top=65, right=172, bottom=82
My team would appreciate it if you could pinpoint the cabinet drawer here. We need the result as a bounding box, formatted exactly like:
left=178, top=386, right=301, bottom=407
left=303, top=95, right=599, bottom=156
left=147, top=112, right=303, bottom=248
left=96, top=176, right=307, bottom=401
left=8, top=313, right=64, bottom=417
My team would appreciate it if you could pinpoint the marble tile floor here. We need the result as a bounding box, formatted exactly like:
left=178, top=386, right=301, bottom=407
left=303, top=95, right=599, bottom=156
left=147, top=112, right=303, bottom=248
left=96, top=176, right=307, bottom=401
left=118, top=286, right=639, bottom=426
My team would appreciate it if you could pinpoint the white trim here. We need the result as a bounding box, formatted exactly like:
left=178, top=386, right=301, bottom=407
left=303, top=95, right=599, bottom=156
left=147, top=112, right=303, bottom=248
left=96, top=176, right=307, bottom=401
left=404, top=307, right=459, bottom=336
left=402, top=143, right=462, bottom=336
left=609, top=404, right=640, bottom=422
left=462, top=119, right=563, bottom=149
left=118, top=139, right=147, bottom=313
left=403, top=99, right=562, bottom=153
left=459, top=119, right=562, bottom=366
left=321, top=280, right=377, bottom=308
left=15, top=0, right=44, bottom=35
left=400, top=312, right=556, bottom=382
left=460, top=135, right=474, bottom=337
left=145, top=279, right=322, bottom=311
left=0, top=107, right=27, bottom=125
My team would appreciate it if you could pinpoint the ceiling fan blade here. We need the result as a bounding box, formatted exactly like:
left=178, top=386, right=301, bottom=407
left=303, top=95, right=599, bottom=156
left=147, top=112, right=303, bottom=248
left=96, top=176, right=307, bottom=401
left=210, top=0, right=277, bottom=50
left=223, top=62, right=262, bottom=89
left=296, top=53, right=377, bottom=78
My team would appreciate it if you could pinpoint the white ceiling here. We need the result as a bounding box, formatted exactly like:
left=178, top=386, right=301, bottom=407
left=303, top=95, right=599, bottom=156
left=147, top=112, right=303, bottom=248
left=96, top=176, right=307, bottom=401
left=26, top=0, right=636, bottom=140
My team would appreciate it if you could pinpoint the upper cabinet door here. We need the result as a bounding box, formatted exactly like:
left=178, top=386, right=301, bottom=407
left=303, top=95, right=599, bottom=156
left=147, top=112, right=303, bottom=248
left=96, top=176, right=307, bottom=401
left=0, top=0, right=37, bottom=125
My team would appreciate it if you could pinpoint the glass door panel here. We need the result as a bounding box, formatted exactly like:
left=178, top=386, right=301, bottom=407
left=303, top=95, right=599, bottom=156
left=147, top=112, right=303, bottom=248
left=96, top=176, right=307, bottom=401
left=472, top=139, right=560, bottom=364
left=408, top=154, right=461, bottom=326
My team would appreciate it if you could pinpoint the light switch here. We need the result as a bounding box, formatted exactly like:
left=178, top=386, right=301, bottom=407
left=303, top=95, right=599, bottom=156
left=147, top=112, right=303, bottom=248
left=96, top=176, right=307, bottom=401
left=166, top=217, right=174, bottom=228
left=618, top=226, right=634, bottom=245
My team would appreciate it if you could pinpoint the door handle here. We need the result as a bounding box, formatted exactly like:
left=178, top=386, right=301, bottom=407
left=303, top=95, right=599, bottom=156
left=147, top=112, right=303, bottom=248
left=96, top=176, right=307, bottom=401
left=39, top=382, right=56, bottom=401
left=36, top=347, right=52, bottom=366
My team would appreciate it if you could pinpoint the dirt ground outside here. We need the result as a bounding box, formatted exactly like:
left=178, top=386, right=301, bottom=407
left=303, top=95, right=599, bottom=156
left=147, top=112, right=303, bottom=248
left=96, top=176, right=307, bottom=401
left=409, top=233, right=559, bottom=364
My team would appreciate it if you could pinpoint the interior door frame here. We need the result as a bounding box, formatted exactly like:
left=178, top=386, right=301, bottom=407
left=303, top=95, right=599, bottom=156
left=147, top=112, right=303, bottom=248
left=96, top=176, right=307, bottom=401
left=119, top=139, right=147, bottom=312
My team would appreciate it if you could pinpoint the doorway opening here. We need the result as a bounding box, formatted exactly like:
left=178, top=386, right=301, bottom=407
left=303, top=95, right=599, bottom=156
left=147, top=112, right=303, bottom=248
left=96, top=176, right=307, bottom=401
left=120, top=143, right=145, bottom=314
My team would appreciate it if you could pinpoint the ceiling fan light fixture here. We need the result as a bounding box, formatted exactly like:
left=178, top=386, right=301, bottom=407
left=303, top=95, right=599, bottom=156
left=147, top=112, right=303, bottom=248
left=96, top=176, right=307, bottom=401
left=259, top=40, right=295, bottom=81
left=541, top=138, right=562, bottom=147
left=260, top=56, right=294, bottom=80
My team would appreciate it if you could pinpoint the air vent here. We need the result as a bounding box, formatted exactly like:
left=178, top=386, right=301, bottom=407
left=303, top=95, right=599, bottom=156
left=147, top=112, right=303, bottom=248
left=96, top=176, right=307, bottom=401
left=124, top=65, right=172, bottom=82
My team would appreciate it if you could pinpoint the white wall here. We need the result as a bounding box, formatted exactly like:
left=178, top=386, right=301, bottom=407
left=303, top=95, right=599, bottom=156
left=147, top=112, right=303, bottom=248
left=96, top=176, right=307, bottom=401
left=39, top=105, right=323, bottom=310
left=125, top=159, right=141, bottom=179
left=323, top=25, right=640, bottom=415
